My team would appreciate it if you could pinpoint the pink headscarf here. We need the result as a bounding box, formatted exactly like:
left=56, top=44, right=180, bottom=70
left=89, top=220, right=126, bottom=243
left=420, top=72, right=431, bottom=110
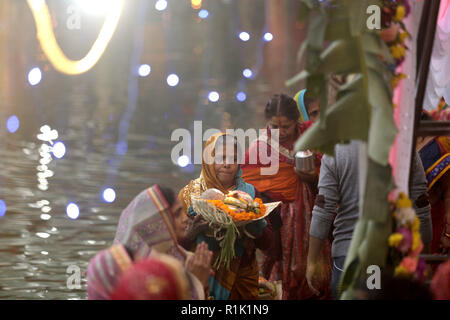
left=86, top=244, right=132, bottom=300
left=111, top=254, right=193, bottom=300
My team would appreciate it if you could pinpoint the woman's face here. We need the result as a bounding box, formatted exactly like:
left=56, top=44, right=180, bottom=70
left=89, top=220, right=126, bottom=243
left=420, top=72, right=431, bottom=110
left=214, top=142, right=239, bottom=188
left=307, top=100, right=320, bottom=123
left=268, top=116, right=297, bottom=144
left=170, top=198, right=188, bottom=240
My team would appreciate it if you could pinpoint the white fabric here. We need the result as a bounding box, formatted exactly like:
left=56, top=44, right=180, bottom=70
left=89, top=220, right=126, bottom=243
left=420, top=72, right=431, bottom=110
left=424, top=0, right=450, bottom=111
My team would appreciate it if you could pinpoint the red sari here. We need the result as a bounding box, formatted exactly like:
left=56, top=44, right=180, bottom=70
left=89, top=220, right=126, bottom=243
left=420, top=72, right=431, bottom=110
left=241, top=122, right=332, bottom=300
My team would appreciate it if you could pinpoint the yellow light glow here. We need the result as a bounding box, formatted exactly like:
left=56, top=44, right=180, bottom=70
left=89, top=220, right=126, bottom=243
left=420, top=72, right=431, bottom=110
left=191, top=0, right=202, bottom=10
left=27, top=0, right=124, bottom=75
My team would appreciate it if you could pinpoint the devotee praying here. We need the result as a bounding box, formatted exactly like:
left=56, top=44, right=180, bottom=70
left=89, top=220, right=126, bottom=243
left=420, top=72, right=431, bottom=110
left=86, top=184, right=213, bottom=300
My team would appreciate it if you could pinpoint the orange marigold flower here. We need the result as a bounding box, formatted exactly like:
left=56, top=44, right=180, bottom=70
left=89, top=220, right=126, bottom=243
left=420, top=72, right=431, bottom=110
left=206, top=198, right=266, bottom=222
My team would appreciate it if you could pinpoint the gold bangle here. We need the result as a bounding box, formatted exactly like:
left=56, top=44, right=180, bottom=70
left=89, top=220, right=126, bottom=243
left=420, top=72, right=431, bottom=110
left=446, top=232, right=450, bottom=238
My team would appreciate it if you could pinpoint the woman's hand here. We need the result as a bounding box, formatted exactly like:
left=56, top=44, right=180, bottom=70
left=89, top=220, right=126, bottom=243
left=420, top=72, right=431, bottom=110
left=186, top=242, right=213, bottom=288
left=185, top=215, right=209, bottom=241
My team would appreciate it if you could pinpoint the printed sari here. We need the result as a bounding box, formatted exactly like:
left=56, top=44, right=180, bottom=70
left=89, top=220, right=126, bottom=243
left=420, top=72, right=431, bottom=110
left=179, top=133, right=272, bottom=300
left=110, top=185, right=204, bottom=299
left=419, top=136, right=450, bottom=253
left=241, top=122, right=332, bottom=300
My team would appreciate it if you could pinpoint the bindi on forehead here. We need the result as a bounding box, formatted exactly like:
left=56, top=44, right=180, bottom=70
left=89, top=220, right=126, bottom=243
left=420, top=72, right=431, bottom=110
left=270, top=116, right=294, bottom=126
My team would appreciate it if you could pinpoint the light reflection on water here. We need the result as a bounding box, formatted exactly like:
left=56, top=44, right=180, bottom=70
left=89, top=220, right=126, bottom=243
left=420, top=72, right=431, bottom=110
left=0, top=134, right=197, bottom=299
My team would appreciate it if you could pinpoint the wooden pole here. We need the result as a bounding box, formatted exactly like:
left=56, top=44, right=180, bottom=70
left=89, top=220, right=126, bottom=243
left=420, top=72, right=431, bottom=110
left=409, top=0, right=441, bottom=190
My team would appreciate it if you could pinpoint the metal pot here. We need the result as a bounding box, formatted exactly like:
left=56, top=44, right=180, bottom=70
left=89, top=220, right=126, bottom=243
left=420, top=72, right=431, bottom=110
left=295, top=150, right=315, bottom=173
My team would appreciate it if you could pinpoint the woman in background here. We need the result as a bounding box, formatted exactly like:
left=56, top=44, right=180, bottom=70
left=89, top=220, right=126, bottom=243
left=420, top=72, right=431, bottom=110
left=417, top=112, right=450, bottom=254
left=241, top=92, right=332, bottom=300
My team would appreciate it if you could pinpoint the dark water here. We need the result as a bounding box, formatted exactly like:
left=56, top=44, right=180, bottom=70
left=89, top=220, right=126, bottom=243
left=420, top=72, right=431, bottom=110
left=0, top=0, right=302, bottom=299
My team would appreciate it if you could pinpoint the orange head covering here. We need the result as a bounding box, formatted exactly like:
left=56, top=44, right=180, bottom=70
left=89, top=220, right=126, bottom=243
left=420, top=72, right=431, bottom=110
left=200, top=132, right=239, bottom=194
left=179, top=132, right=252, bottom=211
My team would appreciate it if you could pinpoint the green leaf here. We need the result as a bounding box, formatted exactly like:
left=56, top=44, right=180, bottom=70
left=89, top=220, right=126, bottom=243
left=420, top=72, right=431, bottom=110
left=347, top=0, right=367, bottom=36
left=305, top=49, right=322, bottom=73
left=301, top=0, right=318, bottom=9
left=307, top=12, right=328, bottom=51
left=336, top=74, right=363, bottom=100
left=319, top=40, right=360, bottom=74
left=305, top=74, right=327, bottom=128
left=294, top=91, right=369, bottom=154
left=366, top=70, right=397, bottom=165
left=365, top=52, right=389, bottom=74
left=285, top=70, right=309, bottom=87
left=296, top=41, right=308, bottom=65
left=338, top=256, right=362, bottom=298
left=325, top=18, right=351, bottom=41
left=361, top=32, right=382, bottom=55
left=298, top=1, right=310, bottom=23
left=325, top=2, right=352, bottom=40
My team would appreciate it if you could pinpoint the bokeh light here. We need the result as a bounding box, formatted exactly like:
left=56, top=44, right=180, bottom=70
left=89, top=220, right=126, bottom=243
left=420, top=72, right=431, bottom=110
left=155, top=0, right=168, bottom=11
left=138, top=64, right=151, bottom=77
left=236, top=91, right=247, bottom=102
left=208, top=91, right=220, bottom=102
left=28, top=67, right=42, bottom=86
left=36, top=232, right=50, bottom=239
left=243, top=68, right=253, bottom=78
left=239, top=31, right=250, bottom=41
left=167, top=74, right=180, bottom=87
left=0, top=200, right=6, bottom=217
left=198, top=9, right=209, bottom=19
left=102, top=188, right=116, bottom=203
left=177, top=155, right=190, bottom=168
left=263, top=32, right=274, bottom=42
left=52, top=141, right=66, bottom=159
left=66, top=203, right=80, bottom=220
left=6, top=115, right=20, bottom=133
left=191, top=0, right=202, bottom=9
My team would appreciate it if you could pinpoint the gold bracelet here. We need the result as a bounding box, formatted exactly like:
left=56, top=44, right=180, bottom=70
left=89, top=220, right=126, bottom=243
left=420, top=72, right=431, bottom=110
left=446, top=232, right=450, bottom=238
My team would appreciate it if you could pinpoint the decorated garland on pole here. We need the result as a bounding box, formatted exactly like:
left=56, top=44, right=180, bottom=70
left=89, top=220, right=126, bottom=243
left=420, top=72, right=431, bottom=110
left=379, top=0, right=411, bottom=89
left=387, top=190, right=427, bottom=281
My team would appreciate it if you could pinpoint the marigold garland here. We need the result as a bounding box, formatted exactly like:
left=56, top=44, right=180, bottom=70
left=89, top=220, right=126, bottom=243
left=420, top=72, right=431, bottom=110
left=206, top=198, right=266, bottom=222
left=380, top=0, right=411, bottom=89
left=388, top=190, right=427, bottom=281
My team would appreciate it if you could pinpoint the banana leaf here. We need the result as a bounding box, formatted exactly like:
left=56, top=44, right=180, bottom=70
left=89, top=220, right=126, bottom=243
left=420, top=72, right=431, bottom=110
left=289, top=0, right=399, bottom=299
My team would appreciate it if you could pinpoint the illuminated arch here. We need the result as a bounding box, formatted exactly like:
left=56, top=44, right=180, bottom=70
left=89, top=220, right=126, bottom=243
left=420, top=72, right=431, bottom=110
left=27, top=0, right=124, bottom=75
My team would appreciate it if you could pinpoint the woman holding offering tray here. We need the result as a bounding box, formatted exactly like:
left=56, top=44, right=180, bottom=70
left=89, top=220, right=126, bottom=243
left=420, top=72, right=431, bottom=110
left=179, top=133, right=275, bottom=300
left=241, top=92, right=332, bottom=300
